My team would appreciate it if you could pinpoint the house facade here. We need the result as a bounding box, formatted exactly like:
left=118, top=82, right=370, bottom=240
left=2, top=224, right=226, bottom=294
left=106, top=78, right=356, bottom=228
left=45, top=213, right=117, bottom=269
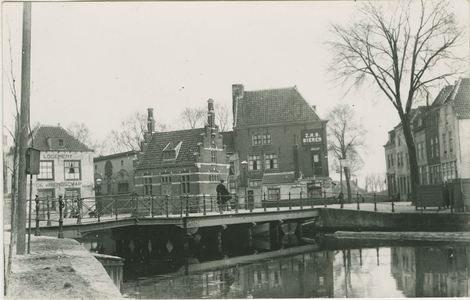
left=135, top=99, right=230, bottom=198
left=28, top=125, right=94, bottom=201
left=230, top=84, right=331, bottom=205
left=93, top=150, right=139, bottom=196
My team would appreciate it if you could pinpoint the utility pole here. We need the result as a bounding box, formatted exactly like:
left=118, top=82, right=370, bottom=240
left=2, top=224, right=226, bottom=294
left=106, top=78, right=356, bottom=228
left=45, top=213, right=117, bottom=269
left=17, top=1, right=32, bottom=255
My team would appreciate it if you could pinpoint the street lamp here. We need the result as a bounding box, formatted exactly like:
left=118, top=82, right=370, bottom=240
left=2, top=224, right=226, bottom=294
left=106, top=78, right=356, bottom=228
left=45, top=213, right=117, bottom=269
left=241, top=161, right=248, bottom=209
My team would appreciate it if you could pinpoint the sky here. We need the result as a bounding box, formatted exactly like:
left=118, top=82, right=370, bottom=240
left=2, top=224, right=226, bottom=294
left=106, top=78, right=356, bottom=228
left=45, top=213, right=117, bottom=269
left=2, top=0, right=469, bottom=186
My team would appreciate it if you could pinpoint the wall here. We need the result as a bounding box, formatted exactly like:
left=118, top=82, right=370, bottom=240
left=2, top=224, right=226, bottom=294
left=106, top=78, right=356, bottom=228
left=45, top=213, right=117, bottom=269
left=94, top=152, right=137, bottom=195
left=457, top=119, right=470, bottom=178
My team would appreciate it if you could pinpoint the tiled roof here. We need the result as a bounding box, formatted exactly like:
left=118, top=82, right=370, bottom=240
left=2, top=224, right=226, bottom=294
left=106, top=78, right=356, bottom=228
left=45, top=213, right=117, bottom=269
left=30, top=125, right=93, bottom=152
left=94, top=150, right=138, bottom=162
left=262, top=172, right=295, bottom=185
left=137, top=128, right=206, bottom=170
left=220, top=131, right=234, bottom=153
left=448, top=78, right=470, bottom=119
left=431, top=85, right=453, bottom=108
left=235, top=87, right=321, bottom=127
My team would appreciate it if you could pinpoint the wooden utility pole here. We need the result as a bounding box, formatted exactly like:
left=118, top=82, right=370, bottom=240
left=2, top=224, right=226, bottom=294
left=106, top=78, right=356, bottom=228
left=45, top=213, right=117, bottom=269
left=17, top=1, right=32, bottom=255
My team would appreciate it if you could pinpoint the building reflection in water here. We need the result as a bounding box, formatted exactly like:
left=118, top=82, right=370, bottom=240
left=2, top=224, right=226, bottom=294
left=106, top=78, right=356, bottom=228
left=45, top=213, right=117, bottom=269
left=391, top=246, right=469, bottom=297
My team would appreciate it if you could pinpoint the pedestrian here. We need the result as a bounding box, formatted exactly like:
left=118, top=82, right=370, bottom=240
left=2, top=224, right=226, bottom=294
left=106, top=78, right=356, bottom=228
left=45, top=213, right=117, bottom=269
left=216, top=179, right=231, bottom=211
left=338, top=191, right=344, bottom=205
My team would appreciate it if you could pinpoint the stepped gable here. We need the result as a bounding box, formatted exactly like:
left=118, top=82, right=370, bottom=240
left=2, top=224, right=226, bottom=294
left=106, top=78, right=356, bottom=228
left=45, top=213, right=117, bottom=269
left=31, top=125, right=92, bottom=152
left=137, top=128, right=206, bottom=170
left=236, top=86, right=321, bottom=127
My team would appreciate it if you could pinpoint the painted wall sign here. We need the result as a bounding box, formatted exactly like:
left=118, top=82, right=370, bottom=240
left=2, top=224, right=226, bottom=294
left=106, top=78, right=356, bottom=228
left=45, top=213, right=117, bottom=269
left=301, top=130, right=322, bottom=145
left=35, top=181, right=82, bottom=188
left=42, top=154, right=77, bottom=160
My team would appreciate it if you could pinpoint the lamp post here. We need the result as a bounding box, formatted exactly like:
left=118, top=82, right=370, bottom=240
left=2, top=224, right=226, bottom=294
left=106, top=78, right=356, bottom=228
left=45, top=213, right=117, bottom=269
left=241, top=161, right=248, bottom=209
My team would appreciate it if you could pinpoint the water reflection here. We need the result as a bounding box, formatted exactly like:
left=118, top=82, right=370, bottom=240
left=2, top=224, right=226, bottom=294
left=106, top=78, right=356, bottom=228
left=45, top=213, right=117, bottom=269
left=81, top=231, right=469, bottom=298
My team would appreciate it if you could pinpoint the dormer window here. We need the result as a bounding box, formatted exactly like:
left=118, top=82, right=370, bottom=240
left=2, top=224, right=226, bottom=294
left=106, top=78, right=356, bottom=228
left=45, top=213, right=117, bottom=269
left=162, top=141, right=182, bottom=160
left=58, top=139, right=64, bottom=148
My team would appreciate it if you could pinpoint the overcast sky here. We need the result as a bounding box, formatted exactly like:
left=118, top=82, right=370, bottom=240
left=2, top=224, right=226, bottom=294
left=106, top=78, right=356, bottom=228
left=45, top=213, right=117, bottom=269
left=2, top=1, right=469, bottom=185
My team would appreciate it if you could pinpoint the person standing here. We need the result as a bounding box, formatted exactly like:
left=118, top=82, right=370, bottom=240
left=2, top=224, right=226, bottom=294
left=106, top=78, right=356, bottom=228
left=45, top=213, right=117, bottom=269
left=216, top=179, right=231, bottom=211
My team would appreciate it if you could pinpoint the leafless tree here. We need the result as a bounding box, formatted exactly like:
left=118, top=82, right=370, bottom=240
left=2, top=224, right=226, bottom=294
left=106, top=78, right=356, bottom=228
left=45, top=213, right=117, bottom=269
left=179, top=107, right=205, bottom=129
left=67, top=122, right=94, bottom=147
left=215, top=102, right=233, bottom=132
left=326, top=104, right=366, bottom=201
left=329, top=0, right=467, bottom=200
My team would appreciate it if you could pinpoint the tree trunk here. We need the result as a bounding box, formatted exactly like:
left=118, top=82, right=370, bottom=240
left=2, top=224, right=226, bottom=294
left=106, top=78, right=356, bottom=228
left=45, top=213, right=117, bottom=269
left=344, top=167, right=352, bottom=202
left=401, top=116, right=420, bottom=204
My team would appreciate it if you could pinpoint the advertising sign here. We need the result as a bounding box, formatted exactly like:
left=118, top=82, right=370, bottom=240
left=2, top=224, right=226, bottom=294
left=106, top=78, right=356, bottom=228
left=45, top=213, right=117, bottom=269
left=301, top=130, right=322, bottom=145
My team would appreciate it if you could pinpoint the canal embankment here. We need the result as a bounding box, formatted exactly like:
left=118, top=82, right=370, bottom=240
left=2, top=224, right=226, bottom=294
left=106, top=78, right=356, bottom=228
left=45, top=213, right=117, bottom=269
left=333, top=231, right=470, bottom=242
left=317, top=207, right=470, bottom=232
left=4, top=233, right=123, bottom=299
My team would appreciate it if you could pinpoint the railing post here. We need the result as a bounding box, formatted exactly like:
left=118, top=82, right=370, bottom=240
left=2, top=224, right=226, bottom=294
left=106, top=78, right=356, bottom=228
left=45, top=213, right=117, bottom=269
left=249, top=194, right=253, bottom=213
left=180, top=196, right=184, bottom=217
left=289, top=192, right=292, bottom=210
left=58, top=195, right=64, bottom=238
left=357, top=192, right=360, bottom=210
left=63, top=197, right=68, bottom=219
left=392, top=201, right=395, bottom=213
left=34, top=195, right=41, bottom=236
left=210, top=196, right=213, bottom=213
left=218, top=193, right=223, bottom=215
left=311, top=192, right=314, bottom=208
left=46, top=196, right=51, bottom=226
left=165, top=195, right=169, bottom=217
left=203, top=194, right=207, bottom=216
left=186, top=195, right=189, bottom=217
left=300, top=191, right=303, bottom=209
left=97, top=196, right=102, bottom=223
left=135, top=194, right=139, bottom=218
left=235, top=195, right=239, bottom=214
left=77, top=198, right=82, bottom=225
left=263, top=193, right=267, bottom=212
left=374, top=193, right=377, bottom=212
left=277, top=193, right=280, bottom=211
left=324, top=191, right=327, bottom=208
left=151, top=196, right=154, bottom=218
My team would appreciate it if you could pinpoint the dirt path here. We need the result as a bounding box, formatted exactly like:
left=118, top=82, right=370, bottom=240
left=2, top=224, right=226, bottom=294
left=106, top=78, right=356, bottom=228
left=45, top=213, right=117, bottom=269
left=5, top=233, right=123, bottom=300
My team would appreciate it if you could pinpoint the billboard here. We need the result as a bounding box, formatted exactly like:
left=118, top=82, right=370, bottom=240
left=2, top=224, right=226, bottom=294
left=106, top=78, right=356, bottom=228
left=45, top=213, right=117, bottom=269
left=301, top=130, right=322, bottom=145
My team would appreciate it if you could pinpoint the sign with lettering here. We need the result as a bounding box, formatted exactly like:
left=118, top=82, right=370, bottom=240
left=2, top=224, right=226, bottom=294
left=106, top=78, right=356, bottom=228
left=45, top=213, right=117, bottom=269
left=41, top=153, right=82, bottom=160
left=301, top=130, right=322, bottom=145
left=35, top=181, right=82, bottom=188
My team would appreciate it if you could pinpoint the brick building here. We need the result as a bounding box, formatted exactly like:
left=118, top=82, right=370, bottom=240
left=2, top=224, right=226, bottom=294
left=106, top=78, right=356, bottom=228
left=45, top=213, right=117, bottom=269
left=229, top=84, right=331, bottom=205
left=134, top=99, right=230, bottom=198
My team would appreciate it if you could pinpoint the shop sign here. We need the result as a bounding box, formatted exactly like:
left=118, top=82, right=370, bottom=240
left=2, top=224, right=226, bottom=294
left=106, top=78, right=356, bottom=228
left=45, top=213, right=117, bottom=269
left=301, top=130, right=322, bottom=145
left=35, top=181, right=82, bottom=188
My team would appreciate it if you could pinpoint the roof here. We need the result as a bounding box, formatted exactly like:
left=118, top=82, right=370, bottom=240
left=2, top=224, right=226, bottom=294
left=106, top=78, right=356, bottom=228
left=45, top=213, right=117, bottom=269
left=235, top=86, right=321, bottom=127
left=94, top=150, right=138, bottom=162
left=431, top=85, right=453, bottom=108
left=447, top=78, right=470, bottom=119
left=30, top=125, right=93, bottom=152
left=137, top=128, right=206, bottom=170
left=220, top=131, right=234, bottom=153
left=262, top=172, right=295, bottom=185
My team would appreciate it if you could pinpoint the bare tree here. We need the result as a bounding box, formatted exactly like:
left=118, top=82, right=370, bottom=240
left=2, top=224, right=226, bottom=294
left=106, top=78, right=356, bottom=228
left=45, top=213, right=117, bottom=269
left=329, top=0, right=467, bottom=200
left=107, top=111, right=147, bottom=153
left=179, top=107, right=205, bottom=129
left=326, top=104, right=366, bottom=202
left=215, top=102, right=233, bottom=132
left=66, top=122, right=94, bottom=148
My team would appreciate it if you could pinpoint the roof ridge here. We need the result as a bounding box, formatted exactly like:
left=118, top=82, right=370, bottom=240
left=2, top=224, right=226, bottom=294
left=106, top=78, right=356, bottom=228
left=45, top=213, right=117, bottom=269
left=245, top=86, right=297, bottom=93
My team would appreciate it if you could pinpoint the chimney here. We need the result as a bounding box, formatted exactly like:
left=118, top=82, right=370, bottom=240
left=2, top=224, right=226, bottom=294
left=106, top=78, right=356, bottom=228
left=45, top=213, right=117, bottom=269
left=46, top=137, right=52, bottom=150
left=207, top=98, right=216, bottom=137
left=147, top=108, right=155, bottom=134
left=232, top=84, right=244, bottom=127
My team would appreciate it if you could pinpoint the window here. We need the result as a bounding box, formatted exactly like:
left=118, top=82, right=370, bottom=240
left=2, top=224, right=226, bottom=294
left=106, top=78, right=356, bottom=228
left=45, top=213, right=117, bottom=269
left=94, top=164, right=97, bottom=170
left=248, top=180, right=261, bottom=187
left=268, top=189, right=280, bottom=200
left=181, top=175, right=190, bottom=194
left=252, top=134, right=262, bottom=145
left=262, top=134, right=271, bottom=145
left=398, top=136, right=401, bottom=146
left=417, top=143, right=421, bottom=160
left=144, top=177, right=153, bottom=195
left=211, top=150, right=217, bottom=163
left=209, top=174, right=219, bottom=182
left=229, top=162, right=235, bottom=175
left=435, top=137, right=439, bottom=157
left=430, top=139, right=434, bottom=158
left=248, top=155, right=261, bottom=171
left=443, top=133, right=447, bottom=154
left=397, top=154, right=401, bottom=166
left=163, top=150, right=176, bottom=159
left=118, top=182, right=129, bottom=194
left=265, top=154, right=278, bottom=170
left=105, top=161, right=113, bottom=179
left=38, top=161, right=54, bottom=180
left=420, top=143, right=425, bottom=160
left=58, top=139, right=64, bottom=148
left=161, top=176, right=172, bottom=183
left=64, top=161, right=81, bottom=180
left=229, top=181, right=237, bottom=193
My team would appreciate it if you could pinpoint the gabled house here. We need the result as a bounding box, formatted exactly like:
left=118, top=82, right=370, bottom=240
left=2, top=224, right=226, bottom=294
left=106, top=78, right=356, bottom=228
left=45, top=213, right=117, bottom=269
left=134, top=99, right=230, bottom=198
left=231, top=84, right=331, bottom=205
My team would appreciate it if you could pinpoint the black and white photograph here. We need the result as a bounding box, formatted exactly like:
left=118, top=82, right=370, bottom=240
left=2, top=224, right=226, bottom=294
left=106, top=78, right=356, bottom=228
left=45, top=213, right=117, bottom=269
left=2, top=0, right=470, bottom=298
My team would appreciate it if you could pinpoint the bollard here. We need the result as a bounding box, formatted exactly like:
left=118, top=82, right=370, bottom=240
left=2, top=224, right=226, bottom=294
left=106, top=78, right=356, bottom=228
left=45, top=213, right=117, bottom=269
left=392, top=201, right=395, bottom=213
left=288, top=192, right=292, bottom=210
left=58, top=195, right=64, bottom=238
left=374, top=193, right=377, bottom=212
left=35, top=195, right=41, bottom=236
left=46, top=196, right=51, bottom=226
left=235, top=195, right=239, bottom=214
left=263, top=193, right=267, bottom=212
left=203, top=194, right=207, bottom=216
left=277, top=193, right=280, bottom=211
left=77, top=198, right=82, bottom=225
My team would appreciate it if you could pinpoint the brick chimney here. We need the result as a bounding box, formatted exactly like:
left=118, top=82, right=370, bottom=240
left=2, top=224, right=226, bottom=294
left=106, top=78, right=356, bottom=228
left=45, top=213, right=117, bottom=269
left=147, top=108, right=155, bottom=134
left=232, top=84, right=244, bottom=127
left=207, top=98, right=216, bottom=137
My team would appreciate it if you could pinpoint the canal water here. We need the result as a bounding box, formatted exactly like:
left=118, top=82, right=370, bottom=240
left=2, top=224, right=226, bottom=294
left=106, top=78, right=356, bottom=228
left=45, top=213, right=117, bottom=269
left=82, top=230, right=469, bottom=298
